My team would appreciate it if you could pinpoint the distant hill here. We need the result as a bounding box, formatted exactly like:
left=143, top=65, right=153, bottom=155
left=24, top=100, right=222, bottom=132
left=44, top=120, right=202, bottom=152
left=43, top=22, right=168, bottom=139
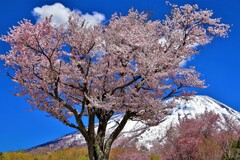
left=27, top=95, right=240, bottom=153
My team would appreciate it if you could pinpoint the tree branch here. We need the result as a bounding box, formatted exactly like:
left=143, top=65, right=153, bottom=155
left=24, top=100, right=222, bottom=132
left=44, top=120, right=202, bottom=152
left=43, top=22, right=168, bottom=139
left=162, top=83, right=183, bottom=100
left=104, top=111, right=131, bottom=153
left=111, top=75, right=141, bottom=95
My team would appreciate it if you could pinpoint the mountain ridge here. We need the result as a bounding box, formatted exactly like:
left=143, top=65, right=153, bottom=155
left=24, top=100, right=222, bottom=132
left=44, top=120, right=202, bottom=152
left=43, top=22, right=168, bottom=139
left=27, top=95, right=240, bottom=153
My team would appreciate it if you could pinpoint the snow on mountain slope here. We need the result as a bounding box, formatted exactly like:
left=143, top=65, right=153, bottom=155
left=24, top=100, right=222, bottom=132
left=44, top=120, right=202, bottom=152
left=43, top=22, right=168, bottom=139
left=28, top=95, right=240, bottom=152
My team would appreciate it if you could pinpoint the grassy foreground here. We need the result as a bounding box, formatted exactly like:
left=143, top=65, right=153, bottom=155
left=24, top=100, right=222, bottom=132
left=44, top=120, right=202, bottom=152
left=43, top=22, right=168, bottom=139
left=1, top=147, right=159, bottom=160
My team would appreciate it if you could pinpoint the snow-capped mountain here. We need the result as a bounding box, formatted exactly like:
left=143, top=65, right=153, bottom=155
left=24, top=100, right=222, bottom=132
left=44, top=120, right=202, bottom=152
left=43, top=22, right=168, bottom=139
left=28, top=95, right=240, bottom=152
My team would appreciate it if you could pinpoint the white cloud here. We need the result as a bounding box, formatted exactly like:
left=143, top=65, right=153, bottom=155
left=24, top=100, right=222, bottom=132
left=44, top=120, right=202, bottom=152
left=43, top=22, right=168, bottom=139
left=81, top=12, right=105, bottom=27
left=32, top=3, right=105, bottom=27
left=33, top=3, right=71, bottom=27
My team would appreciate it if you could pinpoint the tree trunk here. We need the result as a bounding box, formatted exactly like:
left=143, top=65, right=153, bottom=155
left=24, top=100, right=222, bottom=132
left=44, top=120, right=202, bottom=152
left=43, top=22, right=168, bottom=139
left=86, top=111, right=131, bottom=160
left=87, top=142, right=111, bottom=160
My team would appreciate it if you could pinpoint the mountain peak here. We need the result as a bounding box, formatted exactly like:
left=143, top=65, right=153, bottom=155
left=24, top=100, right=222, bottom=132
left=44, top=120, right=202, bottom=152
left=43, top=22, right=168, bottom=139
left=168, top=95, right=239, bottom=118
left=27, top=95, right=240, bottom=152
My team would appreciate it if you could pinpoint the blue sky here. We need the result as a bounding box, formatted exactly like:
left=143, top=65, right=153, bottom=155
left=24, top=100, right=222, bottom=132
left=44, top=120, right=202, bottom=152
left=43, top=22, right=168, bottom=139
left=0, top=0, right=240, bottom=152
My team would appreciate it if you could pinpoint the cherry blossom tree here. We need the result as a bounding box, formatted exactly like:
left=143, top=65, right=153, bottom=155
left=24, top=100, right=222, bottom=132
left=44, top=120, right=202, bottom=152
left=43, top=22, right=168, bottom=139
left=219, top=115, right=240, bottom=159
left=0, top=4, right=229, bottom=160
left=159, top=112, right=221, bottom=159
left=158, top=111, right=240, bottom=160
